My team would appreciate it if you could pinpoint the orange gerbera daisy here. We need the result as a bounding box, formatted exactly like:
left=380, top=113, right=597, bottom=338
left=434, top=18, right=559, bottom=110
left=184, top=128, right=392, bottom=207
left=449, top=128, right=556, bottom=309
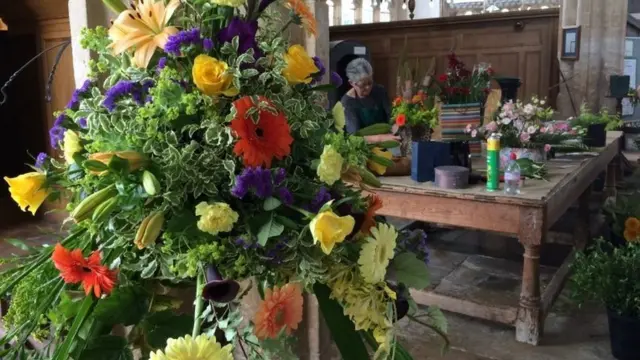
left=254, top=283, right=304, bottom=340
left=360, top=195, right=383, bottom=234
left=285, top=0, right=317, bottom=37
left=51, top=244, right=118, bottom=298
left=625, top=217, right=640, bottom=231
left=230, top=96, right=293, bottom=168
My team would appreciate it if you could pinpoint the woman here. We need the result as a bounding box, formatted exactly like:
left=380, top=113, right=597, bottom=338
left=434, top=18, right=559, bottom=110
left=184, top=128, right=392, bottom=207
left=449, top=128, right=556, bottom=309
left=341, top=58, right=399, bottom=143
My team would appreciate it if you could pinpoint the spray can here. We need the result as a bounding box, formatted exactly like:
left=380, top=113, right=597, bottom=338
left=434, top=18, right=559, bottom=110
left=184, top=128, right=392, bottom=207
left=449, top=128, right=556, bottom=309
left=486, top=133, right=500, bottom=192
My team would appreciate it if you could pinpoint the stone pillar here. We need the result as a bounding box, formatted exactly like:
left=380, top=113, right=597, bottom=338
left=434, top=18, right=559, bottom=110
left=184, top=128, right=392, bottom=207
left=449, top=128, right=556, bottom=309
left=556, top=0, right=628, bottom=117
left=67, top=0, right=112, bottom=87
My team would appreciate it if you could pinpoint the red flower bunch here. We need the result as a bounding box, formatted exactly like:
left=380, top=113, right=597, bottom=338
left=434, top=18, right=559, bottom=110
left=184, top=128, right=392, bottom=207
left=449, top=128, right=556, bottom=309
left=433, top=52, right=493, bottom=105
left=52, top=244, right=118, bottom=298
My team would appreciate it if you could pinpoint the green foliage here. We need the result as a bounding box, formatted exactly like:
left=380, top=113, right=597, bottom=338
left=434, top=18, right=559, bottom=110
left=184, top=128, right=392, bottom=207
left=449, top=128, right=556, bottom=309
left=571, top=103, right=624, bottom=131
left=78, top=335, right=134, bottom=360
left=325, top=132, right=370, bottom=168
left=142, top=311, right=194, bottom=349
left=570, top=239, right=640, bottom=317
left=391, top=252, right=431, bottom=290
left=93, top=286, right=150, bottom=326
left=602, top=192, right=640, bottom=237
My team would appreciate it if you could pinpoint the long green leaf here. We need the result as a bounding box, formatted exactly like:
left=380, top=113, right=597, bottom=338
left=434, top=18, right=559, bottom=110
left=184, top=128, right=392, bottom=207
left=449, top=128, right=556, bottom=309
left=313, top=283, right=369, bottom=360
left=53, top=295, right=96, bottom=360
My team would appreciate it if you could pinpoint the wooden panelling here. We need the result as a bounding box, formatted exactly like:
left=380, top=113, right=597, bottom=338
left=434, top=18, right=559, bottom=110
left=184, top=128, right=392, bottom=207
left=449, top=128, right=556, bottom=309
left=330, top=9, right=560, bottom=105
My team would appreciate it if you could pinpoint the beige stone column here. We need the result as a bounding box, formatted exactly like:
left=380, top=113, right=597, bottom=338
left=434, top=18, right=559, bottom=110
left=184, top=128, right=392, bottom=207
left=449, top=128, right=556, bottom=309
left=68, top=0, right=112, bottom=87
left=556, top=0, right=628, bottom=117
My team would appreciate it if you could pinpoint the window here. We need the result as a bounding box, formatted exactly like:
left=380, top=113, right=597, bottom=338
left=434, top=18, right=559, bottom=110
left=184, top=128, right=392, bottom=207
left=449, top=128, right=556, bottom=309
left=361, top=0, right=374, bottom=24
left=379, top=0, right=390, bottom=22
left=327, top=0, right=335, bottom=26
left=341, top=0, right=356, bottom=25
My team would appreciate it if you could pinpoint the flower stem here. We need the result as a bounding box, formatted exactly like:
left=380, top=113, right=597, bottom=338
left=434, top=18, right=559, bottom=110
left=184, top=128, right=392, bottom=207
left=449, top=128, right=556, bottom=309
left=192, top=270, right=205, bottom=337
left=279, top=18, right=294, bottom=35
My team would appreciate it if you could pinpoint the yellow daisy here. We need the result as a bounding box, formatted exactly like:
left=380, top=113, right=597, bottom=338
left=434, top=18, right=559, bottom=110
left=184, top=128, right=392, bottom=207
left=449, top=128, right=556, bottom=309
left=149, top=334, right=233, bottom=360
left=358, top=223, right=397, bottom=284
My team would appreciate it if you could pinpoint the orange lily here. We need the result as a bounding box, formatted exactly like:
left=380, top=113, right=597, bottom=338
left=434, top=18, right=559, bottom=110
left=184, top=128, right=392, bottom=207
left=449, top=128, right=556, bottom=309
left=108, top=0, right=180, bottom=68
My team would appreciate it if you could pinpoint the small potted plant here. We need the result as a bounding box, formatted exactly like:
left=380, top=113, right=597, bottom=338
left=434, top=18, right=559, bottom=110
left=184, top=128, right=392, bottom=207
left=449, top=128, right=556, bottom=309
left=571, top=238, right=640, bottom=360
left=570, top=104, right=623, bottom=147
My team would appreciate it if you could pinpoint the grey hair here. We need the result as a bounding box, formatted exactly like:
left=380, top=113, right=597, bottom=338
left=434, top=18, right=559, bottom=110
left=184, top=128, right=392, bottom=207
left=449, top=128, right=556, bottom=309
left=345, top=58, right=373, bottom=83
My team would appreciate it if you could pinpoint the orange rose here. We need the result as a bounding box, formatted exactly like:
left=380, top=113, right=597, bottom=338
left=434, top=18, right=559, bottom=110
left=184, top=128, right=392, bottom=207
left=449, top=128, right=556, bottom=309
left=624, top=228, right=639, bottom=242
left=625, top=217, right=640, bottom=231
left=392, top=96, right=403, bottom=107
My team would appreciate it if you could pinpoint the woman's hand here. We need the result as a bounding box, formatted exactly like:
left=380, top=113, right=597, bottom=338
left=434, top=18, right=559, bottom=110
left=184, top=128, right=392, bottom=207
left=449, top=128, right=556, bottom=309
left=365, top=134, right=401, bottom=144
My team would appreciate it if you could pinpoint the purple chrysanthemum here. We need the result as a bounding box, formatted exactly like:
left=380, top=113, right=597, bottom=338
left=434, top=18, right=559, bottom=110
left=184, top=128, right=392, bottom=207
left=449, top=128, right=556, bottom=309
left=231, top=167, right=291, bottom=200
left=77, top=117, right=88, bottom=129
left=165, top=28, right=201, bottom=56
left=35, top=152, right=48, bottom=169
left=311, top=57, right=326, bottom=85
left=277, top=187, right=293, bottom=206
left=330, top=71, right=343, bottom=87
left=203, top=38, right=214, bottom=52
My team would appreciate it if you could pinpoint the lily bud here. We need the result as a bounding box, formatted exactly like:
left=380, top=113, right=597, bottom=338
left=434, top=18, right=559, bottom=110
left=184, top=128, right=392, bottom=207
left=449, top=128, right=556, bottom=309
left=89, top=151, right=148, bottom=174
left=92, top=197, right=119, bottom=223
left=70, top=184, right=117, bottom=223
left=102, top=0, right=127, bottom=14
left=142, top=171, right=161, bottom=196
left=134, top=212, right=165, bottom=250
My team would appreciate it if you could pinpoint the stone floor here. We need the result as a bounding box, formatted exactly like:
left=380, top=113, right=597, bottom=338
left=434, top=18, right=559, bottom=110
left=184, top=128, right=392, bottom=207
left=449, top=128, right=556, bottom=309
left=0, top=217, right=616, bottom=360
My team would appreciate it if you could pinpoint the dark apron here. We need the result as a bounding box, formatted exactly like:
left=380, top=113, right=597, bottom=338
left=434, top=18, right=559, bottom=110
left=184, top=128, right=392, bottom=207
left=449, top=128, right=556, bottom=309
left=356, top=104, right=387, bottom=128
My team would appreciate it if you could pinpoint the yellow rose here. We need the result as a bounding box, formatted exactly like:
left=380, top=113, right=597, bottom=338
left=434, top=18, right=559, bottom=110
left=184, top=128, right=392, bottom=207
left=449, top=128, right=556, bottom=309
left=4, top=172, right=50, bottom=215
left=317, top=145, right=344, bottom=186
left=192, top=54, right=238, bottom=97
left=63, top=130, right=83, bottom=165
left=310, top=210, right=355, bottom=255
left=332, top=102, right=345, bottom=133
left=282, top=45, right=319, bottom=85
left=367, top=147, right=392, bottom=175
left=211, top=0, right=245, bottom=6
left=195, top=201, right=239, bottom=236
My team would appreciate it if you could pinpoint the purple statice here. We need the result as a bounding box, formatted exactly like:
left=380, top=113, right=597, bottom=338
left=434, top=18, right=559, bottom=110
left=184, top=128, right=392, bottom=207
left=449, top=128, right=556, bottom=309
left=308, top=187, right=333, bottom=213
left=330, top=71, right=343, bottom=87
left=49, top=114, right=67, bottom=148
left=273, top=168, right=286, bottom=186
left=66, top=79, right=93, bottom=110
left=103, top=80, right=154, bottom=112
left=231, top=167, right=255, bottom=198
left=311, top=57, right=326, bottom=85
left=103, top=80, right=135, bottom=112
left=157, top=57, right=167, bottom=73
left=253, top=167, right=273, bottom=198
left=77, top=117, right=88, bottom=129
left=277, top=187, right=293, bottom=206
left=234, top=237, right=259, bottom=249
left=35, top=152, right=48, bottom=169
left=218, top=18, right=261, bottom=58
left=165, top=28, right=201, bottom=56
left=203, top=38, right=214, bottom=52
left=399, top=229, right=429, bottom=265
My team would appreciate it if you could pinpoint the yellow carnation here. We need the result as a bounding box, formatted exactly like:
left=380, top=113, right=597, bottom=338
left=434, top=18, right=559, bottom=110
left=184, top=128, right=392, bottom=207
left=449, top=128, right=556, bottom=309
left=317, top=145, right=344, bottom=186
left=192, top=55, right=238, bottom=97
left=358, top=223, right=397, bottom=284
left=282, top=45, right=319, bottom=85
left=195, top=201, right=239, bottom=236
left=4, top=172, right=50, bottom=215
left=367, top=147, right=392, bottom=175
left=211, top=0, right=246, bottom=7
left=310, top=210, right=355, bottom=255
left=149, top=334, right=233, bottom=360
left=63, top=130, right=83, bottom=164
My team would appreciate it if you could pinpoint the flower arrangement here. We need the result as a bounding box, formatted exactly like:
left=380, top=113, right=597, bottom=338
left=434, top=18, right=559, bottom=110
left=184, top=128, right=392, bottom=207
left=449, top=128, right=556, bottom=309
left=432, top=53, right=493, bottom=105
left=466, top=96, right=585, bottom=150
left=0, top=0, right=445, bottom=359
left=603, top=191, right=640, bottom=243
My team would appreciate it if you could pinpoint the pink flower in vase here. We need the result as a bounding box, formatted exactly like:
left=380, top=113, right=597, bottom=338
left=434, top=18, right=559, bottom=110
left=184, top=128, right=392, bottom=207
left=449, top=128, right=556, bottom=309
left=539, top=126, right=548, bottom=134
left=465, top=123, right=473, bottom=133
left=485, top=121, right=498, bottom=133
left=519, top=132, right=531, bottom=143
left=471, top=129, right=478, bottom=138
left=544, top=144, right=552, bottom=152
left=527, top=125, right=538, bottom=134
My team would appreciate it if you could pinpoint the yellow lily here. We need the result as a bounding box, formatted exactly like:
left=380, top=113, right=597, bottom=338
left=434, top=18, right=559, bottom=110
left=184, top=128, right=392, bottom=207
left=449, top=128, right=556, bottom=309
left=108, top=0, right=180, bottom=69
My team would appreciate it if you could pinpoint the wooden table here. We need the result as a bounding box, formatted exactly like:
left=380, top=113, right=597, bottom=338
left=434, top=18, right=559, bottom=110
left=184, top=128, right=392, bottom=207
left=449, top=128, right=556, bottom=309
left=373, top=132, right=622, bottom=345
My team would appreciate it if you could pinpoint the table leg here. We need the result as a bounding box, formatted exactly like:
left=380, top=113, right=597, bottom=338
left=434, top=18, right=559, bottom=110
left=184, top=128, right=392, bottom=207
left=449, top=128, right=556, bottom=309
left=573, top=186, right=592, bottom=250
left=605, top=156, right=618, bottom=198
left=516, top=208, right=544, bottom=345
